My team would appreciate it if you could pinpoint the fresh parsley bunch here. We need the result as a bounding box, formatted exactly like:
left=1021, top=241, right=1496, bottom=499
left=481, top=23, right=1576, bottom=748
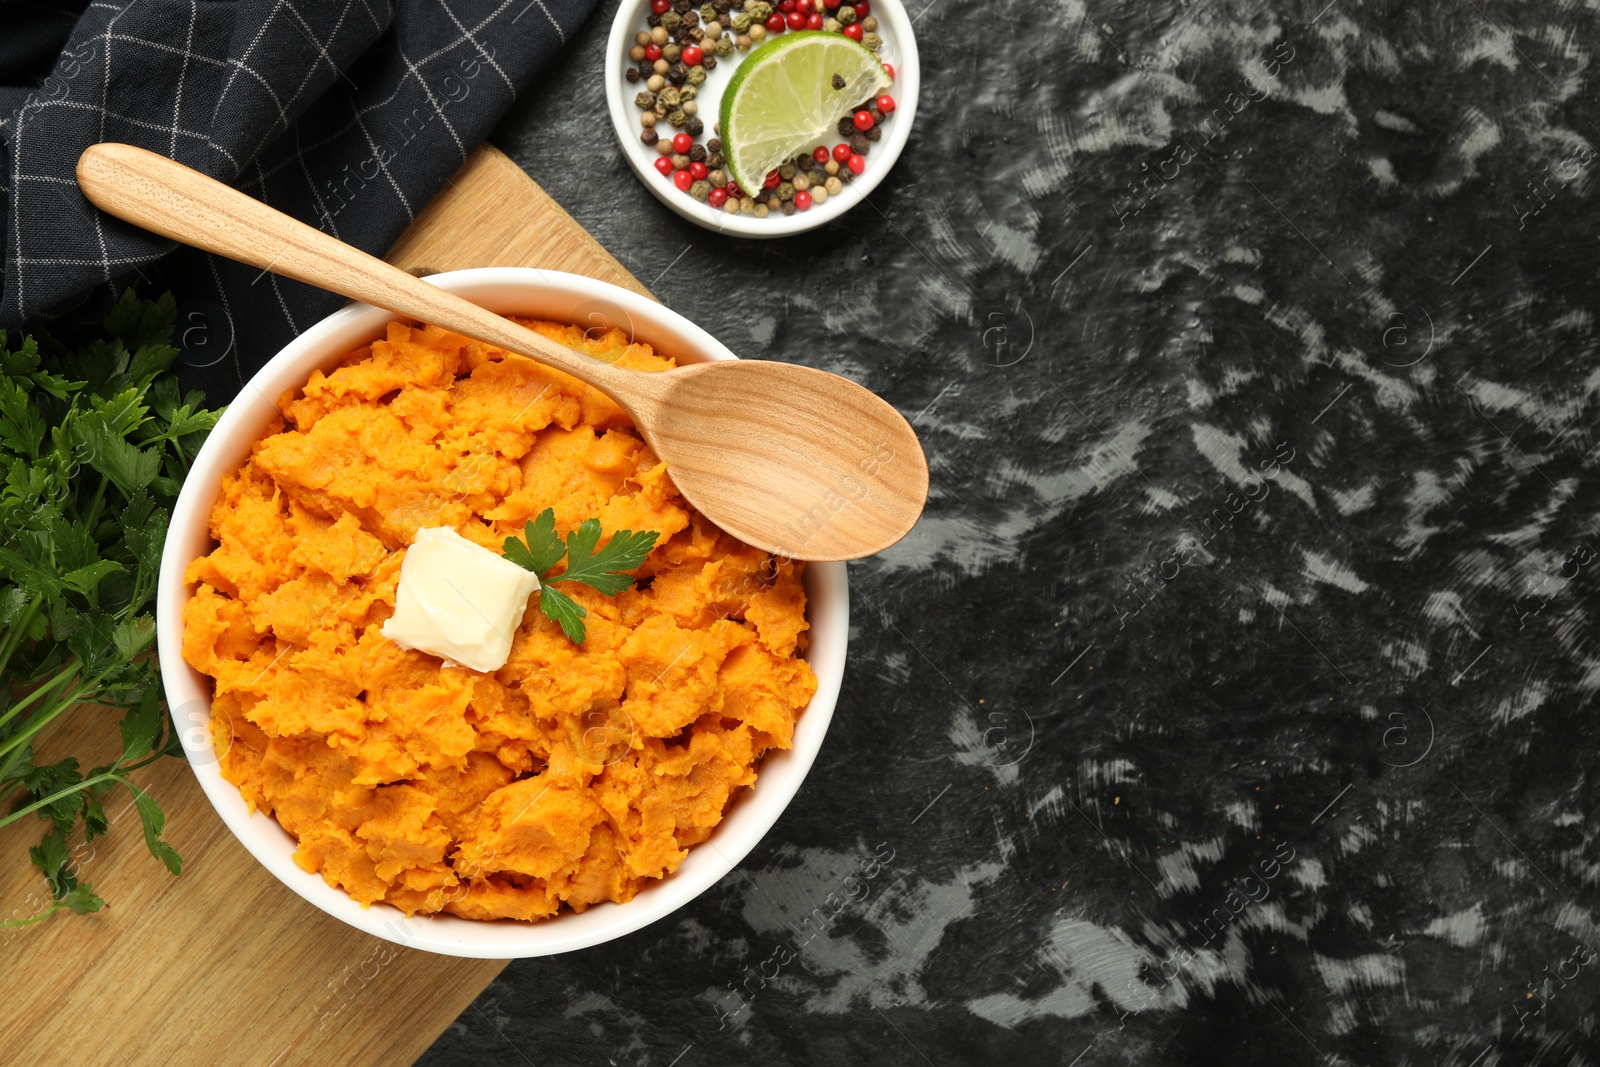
left=0, top=290, right=220, bottom=926
left=503, top=508, right=659, bottom=644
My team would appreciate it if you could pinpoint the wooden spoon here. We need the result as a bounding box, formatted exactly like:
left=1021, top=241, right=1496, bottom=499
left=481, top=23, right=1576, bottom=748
left=75, top=143, right=927, bottom=561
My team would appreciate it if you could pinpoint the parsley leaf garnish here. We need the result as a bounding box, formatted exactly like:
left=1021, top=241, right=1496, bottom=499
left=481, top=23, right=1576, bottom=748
left=501, top=508, right=659, bottom=644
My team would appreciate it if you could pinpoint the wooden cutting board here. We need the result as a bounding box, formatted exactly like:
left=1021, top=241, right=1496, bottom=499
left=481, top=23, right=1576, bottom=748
left=0, top=146, right=653, bottom=1067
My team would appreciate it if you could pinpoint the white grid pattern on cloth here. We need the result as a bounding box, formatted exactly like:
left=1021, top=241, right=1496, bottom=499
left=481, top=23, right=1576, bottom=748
left=1, top=0, right=596, bottom=399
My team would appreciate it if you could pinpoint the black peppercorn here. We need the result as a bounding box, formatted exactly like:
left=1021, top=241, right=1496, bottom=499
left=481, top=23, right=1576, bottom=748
left=849, top=133, right=869, bottom=154
left=703, top=54, right=717, bottom=71
left=687, top=116, right=704, bottom=136
left=674, top=0, right=691, bottom=11
left=865, top=125, right=881, bottom=142
left=707, top=137, right=721, bottom=152
left=641, top=129, right=659, bottom=146
left=668, top=61, right=688, bottom=83
left=707, top=152, right=724, bottom=169
left=832, top=74, right=845, bottom=90
left=868, top=107, right=883, bottom=123
left=626, top=67, right=640, bottom=83
left=713, top=0, right=730, bottom=11
left=837, top=116, right=855, bottom=137
left=689, top=144, right=707, bottom=162
left=683, top=9, right=698, bottom=26
left=647, top=11, right=661, bottom=25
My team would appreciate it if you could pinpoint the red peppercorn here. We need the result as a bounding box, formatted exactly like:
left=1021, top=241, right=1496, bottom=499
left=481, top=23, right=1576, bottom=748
left=883, top=63, right=894, bottom=81
left=852, top=109, right=874, bottom=131
left=813, top=146, right=830, bottom=163
left=806, top=12, right=824, bottom=29
left=794, top=190, right=812, bottom=210
left=728, top=181, right=744, bottom=197
left=786, top=10, right=806, bottom=28
left=674, top=169, right=694, bottom=191
left=876, top=94, right=896, bottom=114
left=779, top=0, right=795, bottom=10
left=644, top=43, right=662, bottom=61
left=689, top=161, right=709, bottom=180
left=824, top=0, right=841, bottom=7
left=654, top=156, right=674, bottom=176
left=681, top=45, right=703, bottom=66
left=832, top=143, right=852, bottom=162
left=853, top=1, right=869, bottom=14
left=764, top=169, right=781, bottom=188
left=842, top=22, right=863, bottom=41
left=672, top=132, right=693, bottom=153
left=709, top=187, right=728, bottom=208
left=847, top=152, right=865, bottom=174
left=651, top=0, right=670, bottom=11
left=765, top=13, right=785, bottom=31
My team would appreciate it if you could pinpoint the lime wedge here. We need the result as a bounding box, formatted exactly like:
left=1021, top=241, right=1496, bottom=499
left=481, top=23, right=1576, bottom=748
left=720, top=30, right=891, bottom=194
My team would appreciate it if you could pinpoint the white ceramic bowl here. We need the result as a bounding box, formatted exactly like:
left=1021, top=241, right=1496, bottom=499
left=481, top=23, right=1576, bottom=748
left=156, top=268, right=848, bottom=958
left=605, top=0, right=920, bottom=237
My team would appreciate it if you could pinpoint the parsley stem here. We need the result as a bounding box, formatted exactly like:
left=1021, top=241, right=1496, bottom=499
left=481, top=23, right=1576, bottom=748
left=0, top=666, right=111, bottom=783
left=0, top=770, right=124, bottom=832
left=0, top=662, right=79, bottom=733
left=82, top=474, right=110, bottom=534
left=0, top=899, right=64, bottom=928
left=0, top=596, right=42, bottom=679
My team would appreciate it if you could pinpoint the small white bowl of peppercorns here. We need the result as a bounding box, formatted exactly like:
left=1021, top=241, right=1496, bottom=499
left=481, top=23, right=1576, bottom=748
left=605, top=0, right=919, bottom=237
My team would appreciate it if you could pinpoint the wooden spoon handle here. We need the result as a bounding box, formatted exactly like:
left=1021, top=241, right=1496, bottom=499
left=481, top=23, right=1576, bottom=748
left=75, top=143, right=637, bottom=399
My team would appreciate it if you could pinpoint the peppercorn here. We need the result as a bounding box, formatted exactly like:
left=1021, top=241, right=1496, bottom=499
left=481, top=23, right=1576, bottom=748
left=810, top=185, right=828, bottom=205
left=748, top=24, right=765, bottom=41
left=776, top=181, right=794, bottom=199
left=674, top=0, right=691, bottom=10
left=700, top=2, right=717, bottom=18
left=668, top=108, right=688, bottom=126
left=705, top=21, right=723, bottom=39
left=680, top=84, right=697, bottom=99
left=650, top=25, right=669, bottom=42
left=639, top=61, right=655, bottom=77
left=687, top=117, right=704, bottom=135
left=781, top=201, right=795, bottom=216
left=630, top=44, right=647, bottom=61
left=647, top=11, right=661, bottom=26
left=641, top=128, right=659, bottom=146
left=823, top=17, right=841, bottom=31
left=778, top=163, right=797, bottom=180
left=653, top=58, right=670, bottom=74
left=690, top=179, right=711, bottom=202
left=703, top=54, right=717, bottom=71
left=736, top=33, right=751, bottom=48
left=689, top=26, right=705, bottom=41
left=647, top=74, right=665, bottom=91
left=683, top=100, right=699, bottom=116
left=868, top=106, right=883, bottom=123
left=663, top=42, right=681, bottom=62
left=661, top=10, right=682, bottom=29
left=635, top=90, right=656, bottom=108
left=708, top=168, right=727, bottom=185
left=740, top=197, right=754, bottom=214
left=716, top=35, right=734, bottom=56
left=832, top=73, right=846, bottom=90
left=753, top=202, right=769, bottom=218
left=707, top=152, right=725, bottom=169
left=849, top=132, right=869, bottom=154
left=656, top=138, right=675, bottom=155
left=690, top=144, right=707, bottom=163
left=749, top=1, right=772, bottom=18
left=688, top=64, right=707, bottom=85
left=636, top=30, right=651, bottom=44
left=682, top=9, right=699, bottom=26
left=659, top=85, right=681, bottom=107
left=626, top=67, right=641, bottom=83
left=766, top=194, right=782, bottom=209
left=668, top=62, right=688, bottom=83
left=730, top=11, right=750, bottom=29
left=723, top=196, right=741, bottom=214
left=713, top=0, right=731, bottom=12
left=837, top=116, right=855, bottom=137
left=824, top=159, right=839, bottom=176
left=863, top=32, right=882, bottom=50
left=672, top=153, right=690, bottom=169
left=837, top=5, right=855, bottom=22
left=793, top=173, right=810, bottom=191
left=824, top=175, right=842, bottom=195
left=838, top=163, right=855, bottom=181
left=865, top=125, right=881, bottom=142
left=863, top=15, right=878, bottom=30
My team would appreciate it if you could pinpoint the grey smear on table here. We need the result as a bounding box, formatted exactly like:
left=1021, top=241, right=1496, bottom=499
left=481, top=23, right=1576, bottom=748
left=421, top=0, right=1600, bottom=1063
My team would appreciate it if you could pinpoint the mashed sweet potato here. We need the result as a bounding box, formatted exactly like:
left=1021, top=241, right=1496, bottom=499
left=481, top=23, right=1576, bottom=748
left=181, top=319, right=817, bottom=921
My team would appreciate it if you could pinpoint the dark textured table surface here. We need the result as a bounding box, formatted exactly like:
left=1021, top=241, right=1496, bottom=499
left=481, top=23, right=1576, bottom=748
left=422, top=0, right=1600, bottom=1063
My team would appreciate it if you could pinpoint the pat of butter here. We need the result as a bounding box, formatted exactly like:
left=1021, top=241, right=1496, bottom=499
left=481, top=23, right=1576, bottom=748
left=380, top=527, right=541, bottom=673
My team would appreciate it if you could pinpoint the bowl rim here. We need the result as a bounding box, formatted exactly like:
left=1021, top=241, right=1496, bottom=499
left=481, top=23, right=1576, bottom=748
left=155, top=267, right=849, bottom=958
left=603, top=0, right=921, bottom=238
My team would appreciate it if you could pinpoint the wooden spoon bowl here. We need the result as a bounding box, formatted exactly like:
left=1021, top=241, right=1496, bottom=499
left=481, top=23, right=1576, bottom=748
left=75, top=143, right=928, bottom=561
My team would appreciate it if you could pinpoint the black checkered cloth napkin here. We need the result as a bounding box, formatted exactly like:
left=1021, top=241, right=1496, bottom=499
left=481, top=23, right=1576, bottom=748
left=0, top=0, right=598, bottom=403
